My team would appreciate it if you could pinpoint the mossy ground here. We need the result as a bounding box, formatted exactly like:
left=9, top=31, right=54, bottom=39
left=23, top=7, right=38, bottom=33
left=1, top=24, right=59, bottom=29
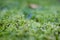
left=0, top=0, right=60, bottom=40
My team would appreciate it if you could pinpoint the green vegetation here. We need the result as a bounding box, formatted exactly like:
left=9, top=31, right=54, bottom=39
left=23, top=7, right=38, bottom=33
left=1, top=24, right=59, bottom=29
left=0, top=0, right=60, bottom=40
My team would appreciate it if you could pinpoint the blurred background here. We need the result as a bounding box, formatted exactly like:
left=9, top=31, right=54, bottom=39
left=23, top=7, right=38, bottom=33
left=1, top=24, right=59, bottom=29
left=0, top=0, right=60, bottom=40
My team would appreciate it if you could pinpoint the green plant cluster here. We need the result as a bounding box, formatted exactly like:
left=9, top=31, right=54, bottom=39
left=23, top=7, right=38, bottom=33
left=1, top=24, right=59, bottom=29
left=0, top=0, right=60, bottom=40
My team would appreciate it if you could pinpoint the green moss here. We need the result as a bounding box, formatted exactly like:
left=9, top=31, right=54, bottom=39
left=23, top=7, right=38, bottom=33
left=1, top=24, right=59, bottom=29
left=0, top=0, right=60, bottom=40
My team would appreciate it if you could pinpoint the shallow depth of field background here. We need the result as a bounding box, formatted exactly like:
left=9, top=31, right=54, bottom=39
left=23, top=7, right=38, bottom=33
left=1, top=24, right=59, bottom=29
left=0, top=0, right=60, bottom=40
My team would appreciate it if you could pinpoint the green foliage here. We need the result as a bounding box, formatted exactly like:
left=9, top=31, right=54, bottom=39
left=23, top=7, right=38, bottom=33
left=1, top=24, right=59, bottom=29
left=0, top=0, right=60, bottom=40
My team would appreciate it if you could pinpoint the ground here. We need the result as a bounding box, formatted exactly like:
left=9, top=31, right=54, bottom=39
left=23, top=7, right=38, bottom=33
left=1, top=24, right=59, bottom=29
left=0, top=0, right=60, bottom=40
